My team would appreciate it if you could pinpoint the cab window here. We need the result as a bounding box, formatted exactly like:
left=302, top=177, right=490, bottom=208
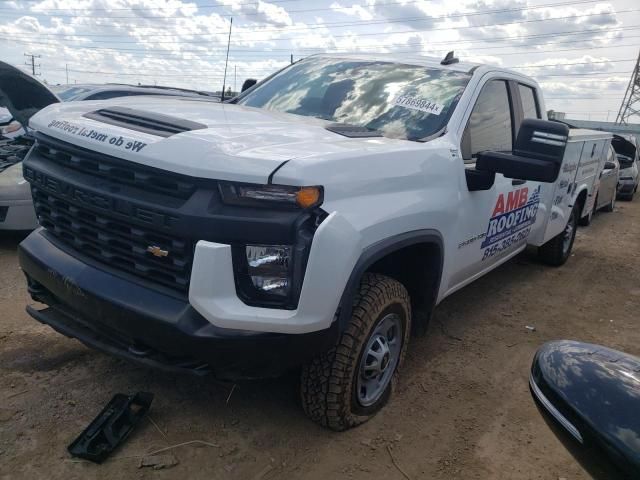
left=519, top=84, right=541, bottom=119
left=462, top=80, right=514, bottom=161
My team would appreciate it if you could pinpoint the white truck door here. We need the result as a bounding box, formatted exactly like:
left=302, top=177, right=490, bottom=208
left=449, top=79, right=544, bottom=290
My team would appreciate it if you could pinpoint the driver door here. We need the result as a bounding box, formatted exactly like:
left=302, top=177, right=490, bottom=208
left=449, top=79, right=543, bottom=289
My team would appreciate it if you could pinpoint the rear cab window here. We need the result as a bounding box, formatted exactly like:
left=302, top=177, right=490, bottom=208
left=518, top=84, right=541, bottom=120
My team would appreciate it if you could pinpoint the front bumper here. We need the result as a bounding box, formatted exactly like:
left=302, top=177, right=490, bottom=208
left=19, top=229, right=339, bottom=379
left=617, top=180, right=636, bottom=195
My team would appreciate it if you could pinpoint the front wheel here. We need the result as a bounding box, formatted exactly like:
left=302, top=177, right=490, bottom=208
left=300, top=273, right=411, bottom=431
left=538, top=204, right=578, bottom=266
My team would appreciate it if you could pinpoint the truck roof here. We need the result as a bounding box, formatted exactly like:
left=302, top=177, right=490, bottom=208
left=307, top=52, right=529, bottom=79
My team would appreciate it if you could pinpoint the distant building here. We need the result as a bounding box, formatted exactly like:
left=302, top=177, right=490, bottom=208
left=563, top=119, right=640, bottom=143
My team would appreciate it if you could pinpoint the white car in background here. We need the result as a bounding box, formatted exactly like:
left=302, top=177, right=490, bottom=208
left=50, top=83, right=219, bottom=102
left=0, top=62, right=58, bottom=230
left=613, top=134, right=639, bottom=201
left=593, top=144, right=620, bottom=214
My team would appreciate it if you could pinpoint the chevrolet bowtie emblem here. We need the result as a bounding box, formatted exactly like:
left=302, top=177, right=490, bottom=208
left=146, top=245, right=169, bottom=257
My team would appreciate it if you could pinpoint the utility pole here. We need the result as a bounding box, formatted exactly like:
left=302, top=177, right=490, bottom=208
left=24, top=53, right=41, bottom=76
left=234, top=65, right=237, bottom=94
left=65, top=63, right=69, bottom=84
left=291, top=53, right=293, bottom=64
left=221, top=17, right=233, bottom=101
left=615, top=49, right=640, bottom=125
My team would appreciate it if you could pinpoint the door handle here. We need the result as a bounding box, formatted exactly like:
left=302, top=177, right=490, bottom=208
left=512, top=179, right=526, bottom=186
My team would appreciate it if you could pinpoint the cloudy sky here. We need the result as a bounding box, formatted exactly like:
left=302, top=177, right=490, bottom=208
left=0, top=0, right=638, bottom=122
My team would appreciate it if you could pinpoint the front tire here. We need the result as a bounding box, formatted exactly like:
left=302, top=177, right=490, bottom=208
left=300, top=273, right=411, bottom=431
left=538, top=203, right=578, bottom=266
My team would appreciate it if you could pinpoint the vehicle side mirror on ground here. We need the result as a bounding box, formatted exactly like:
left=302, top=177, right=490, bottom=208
left=604, top=161, right=616, bottom=170
left=241, top=78, right=258, bottom=93
left=476, top=119, right=569, bottom=183
left=529, top=340, right=640, bottom=480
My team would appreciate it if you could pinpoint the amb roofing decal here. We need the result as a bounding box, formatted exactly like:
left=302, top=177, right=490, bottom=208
left=481, top=186, right=541, bottom=261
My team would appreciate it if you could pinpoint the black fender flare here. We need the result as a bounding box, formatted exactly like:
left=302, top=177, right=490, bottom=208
left=336, top=229, right=444, bottom=331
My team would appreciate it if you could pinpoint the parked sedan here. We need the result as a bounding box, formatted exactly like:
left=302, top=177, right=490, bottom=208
left=613, top=134, right=639, bottom=201
left=50, top=83, right=218, bottom=102
left=593, top=145, right=619, bottom=213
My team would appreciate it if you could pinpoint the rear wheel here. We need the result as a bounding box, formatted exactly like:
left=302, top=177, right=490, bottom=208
left=300, top=273, right=411, bottom=431
left=538, top=204, right=578, bottom=266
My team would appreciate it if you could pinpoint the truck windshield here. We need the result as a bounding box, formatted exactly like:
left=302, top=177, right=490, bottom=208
left=237, top=57, right=471, bottom=142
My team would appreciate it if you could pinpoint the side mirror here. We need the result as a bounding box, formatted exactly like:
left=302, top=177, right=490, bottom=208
left=604, top=161, right=616, bottom=170
left=241, top=78, right=257, bottom=93
left=530, top=340, right=640, bottom=480
left=476, top=119, right=569, bottom=183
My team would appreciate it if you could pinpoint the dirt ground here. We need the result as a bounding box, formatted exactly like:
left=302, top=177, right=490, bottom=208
left=1, top=199, right=639, bottom=480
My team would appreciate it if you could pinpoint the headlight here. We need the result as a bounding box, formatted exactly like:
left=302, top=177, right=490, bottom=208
left=246, top=245, right=291, bottom=297
left=0, top=162, right=26, bottom=186
left=233, top=244, right=299, bottom=307
left=219, top=182, right=322, bottom=209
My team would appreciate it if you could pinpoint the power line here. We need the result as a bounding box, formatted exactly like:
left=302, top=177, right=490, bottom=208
left=48, top=58, right=636, bottom=76
left=1, top=0, right=302, bottom=11
left=38, top=64, right=634, bottom=78
left=0, top=0, right=614, bottom=33
left=4, top=24, right=637, bottom=55
left=3, top=7, right=633, bottom=40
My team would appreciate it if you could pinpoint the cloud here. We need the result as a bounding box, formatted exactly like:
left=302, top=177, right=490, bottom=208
left=370, top=0, right=439, bottom=30
left=330, top=2, right=374, bottom=21
left=0, top=0, right=633, bottom=121
left=223, top=0, right=293, bottom=27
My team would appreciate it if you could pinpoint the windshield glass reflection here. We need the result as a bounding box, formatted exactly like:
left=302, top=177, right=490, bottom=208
left=238, top=57, right=471, bottom=142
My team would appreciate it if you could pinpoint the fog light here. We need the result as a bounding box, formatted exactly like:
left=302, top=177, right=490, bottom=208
left=246, top=245, right=291, bottom=297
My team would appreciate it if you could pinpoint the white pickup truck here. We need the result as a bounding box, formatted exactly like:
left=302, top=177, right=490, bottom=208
left=8, top=53, right=611, bottom=430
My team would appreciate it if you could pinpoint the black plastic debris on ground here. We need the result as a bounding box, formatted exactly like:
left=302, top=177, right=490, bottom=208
left=68, top=392, right=154, bottom=463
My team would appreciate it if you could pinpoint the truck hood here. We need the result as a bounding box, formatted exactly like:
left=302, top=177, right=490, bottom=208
left=0, top=61, right=59, bottom=130
left=29, top=96, right=423, bottom=184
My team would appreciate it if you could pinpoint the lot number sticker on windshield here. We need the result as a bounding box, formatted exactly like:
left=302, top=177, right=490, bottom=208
left=393, top=95, right=444, bottom=115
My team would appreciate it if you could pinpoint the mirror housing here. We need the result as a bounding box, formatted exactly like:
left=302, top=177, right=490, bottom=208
left=241, top=78, right=258, bottom=93
left=530, top=340, right=640, bottom=480
left=604, top=161, right=616, bottom=170
left=476, top=119, right=569, bottom=183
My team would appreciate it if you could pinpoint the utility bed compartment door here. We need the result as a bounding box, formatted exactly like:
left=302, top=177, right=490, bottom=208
left=536, top=141, right=582, bottom=244
left=575, top=139, right=607, bottom=216
left=529, top=130, right=611, bottom=246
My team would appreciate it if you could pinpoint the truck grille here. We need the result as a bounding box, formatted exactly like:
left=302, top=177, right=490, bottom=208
left=32, top=187, right=193, bottom=292
left=28, top=134, right=198, bottom=294
left=34, top=139, right=196, bottom=199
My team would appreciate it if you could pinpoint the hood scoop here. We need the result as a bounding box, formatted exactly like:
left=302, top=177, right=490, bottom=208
left=83, top=106, right=207, bottom=138
left=324, top=123, right=383, bottom=138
